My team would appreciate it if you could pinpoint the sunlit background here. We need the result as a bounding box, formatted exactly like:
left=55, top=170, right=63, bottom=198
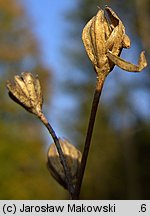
left=0, top=0, right=150, bottom=199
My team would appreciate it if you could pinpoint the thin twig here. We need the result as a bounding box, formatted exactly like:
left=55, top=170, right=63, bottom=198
left=74, top=73, right=106, bottom=199
left=38, top=113, right=74, bottom=199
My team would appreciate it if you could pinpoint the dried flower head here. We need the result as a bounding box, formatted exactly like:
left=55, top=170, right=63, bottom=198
left=82, top=6, right=147, bottom=76
left=47, top=139, right=82, bottom=189
left=7, top=72, right=43, bottom=116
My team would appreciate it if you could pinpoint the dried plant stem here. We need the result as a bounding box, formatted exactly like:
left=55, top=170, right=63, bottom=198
left=74, top=73, right=106, bottom=199
left=38, top=113, right=74, bottom=199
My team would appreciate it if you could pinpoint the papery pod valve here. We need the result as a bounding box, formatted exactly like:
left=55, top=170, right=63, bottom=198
left=47, top=139, right=82, bottom=189
left=7, top=72, right=43, bottom=116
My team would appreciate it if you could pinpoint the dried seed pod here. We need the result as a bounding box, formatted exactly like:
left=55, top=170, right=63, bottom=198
left=47, top=139, right=82, bottom=189
left=82, top=6, right=147, bottom=75
left=7, top=72, right=43, bottom=116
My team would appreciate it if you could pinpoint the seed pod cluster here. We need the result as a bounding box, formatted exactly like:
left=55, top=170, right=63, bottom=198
left=47, top=139, right=82, bottom=189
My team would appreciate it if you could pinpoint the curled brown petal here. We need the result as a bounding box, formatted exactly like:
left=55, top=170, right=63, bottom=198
left=7, top=80, right=31, bottom=109
left=82, top=17, right=96, bottom=64
left=105, top=6, right=129, bottom=55
left=94, top=10, right=106, bottom=68
left=105, top=6, right=120, bottom=27
left=107, top=51, right=147, bottom=72
left=34, top=75, right=43, bottom=110
left=22, top=72, right=37, bottom=104
left=14, top=75, right=29, bottom=98
left=122, top=34, right=131, bottom=49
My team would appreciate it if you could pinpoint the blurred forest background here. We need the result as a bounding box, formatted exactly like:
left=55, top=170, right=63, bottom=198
left=0, top=0, right=150, bottom=199
left=0, top=0, right=66, bottom=199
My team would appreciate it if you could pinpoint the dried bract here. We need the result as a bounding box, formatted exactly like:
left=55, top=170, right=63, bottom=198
left=7, top=72, right=43, bottom=116
left=47, top=139, right=82, bottom=189
left=107, top=50, right=147, bottom=72
left=82, top=6, right=147, bottom=75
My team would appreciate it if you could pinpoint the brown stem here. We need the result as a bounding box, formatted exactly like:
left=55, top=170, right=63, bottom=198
left=74, top=73, right=106, bottom=199
left=38, top=113, right=74, bottom=199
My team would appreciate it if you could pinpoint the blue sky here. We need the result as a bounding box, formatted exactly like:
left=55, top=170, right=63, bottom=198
left=21, top=0, right=74, bottom=67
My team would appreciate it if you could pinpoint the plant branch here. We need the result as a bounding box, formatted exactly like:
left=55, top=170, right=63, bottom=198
left=74, top=73, right=106, bottom=199
left=38, top=113, right=74, bottom=199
